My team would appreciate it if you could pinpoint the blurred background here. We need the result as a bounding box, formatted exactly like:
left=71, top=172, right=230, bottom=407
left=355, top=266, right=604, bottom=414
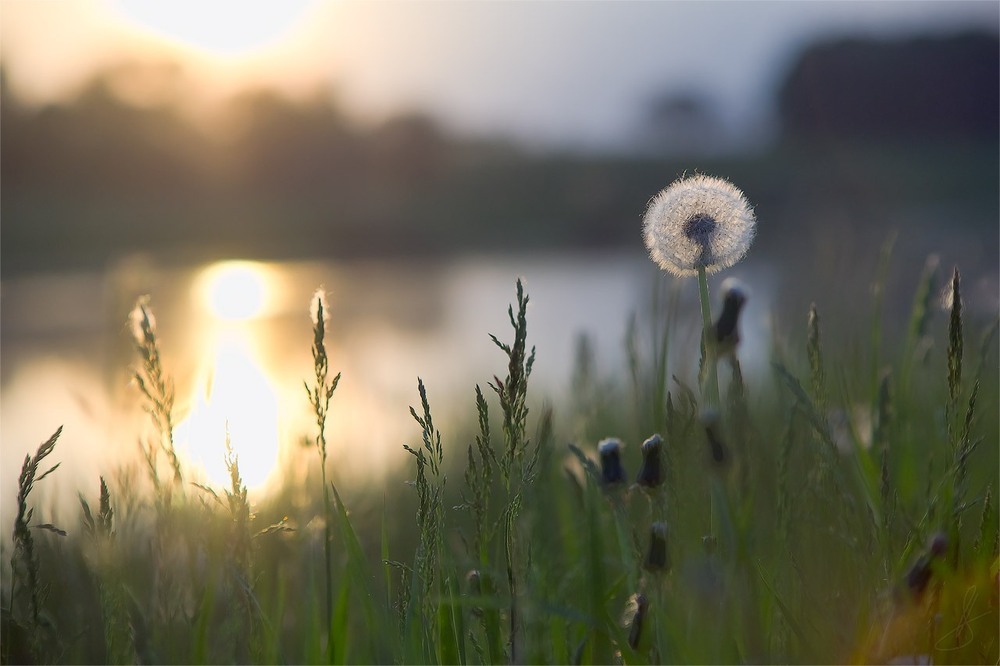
left=1, top=1, right=998, bottom=515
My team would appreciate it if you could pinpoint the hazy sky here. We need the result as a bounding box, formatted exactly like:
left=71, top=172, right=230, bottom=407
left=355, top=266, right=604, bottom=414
left=2, top=1, right=997, bottom=150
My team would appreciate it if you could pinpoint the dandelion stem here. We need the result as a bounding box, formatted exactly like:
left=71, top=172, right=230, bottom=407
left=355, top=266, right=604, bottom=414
left=697, top=266, right=721, bottom=408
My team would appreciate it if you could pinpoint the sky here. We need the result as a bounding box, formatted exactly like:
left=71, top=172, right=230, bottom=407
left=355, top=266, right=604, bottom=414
left=1, top=1, right=997, bottom=151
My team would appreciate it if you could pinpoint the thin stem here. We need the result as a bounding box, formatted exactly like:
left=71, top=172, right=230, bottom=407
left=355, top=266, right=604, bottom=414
left=697, top=266, right=720, bottom=541
left=320, top=449, right=334, bottom=661
left=697, top=266, right=721, bottom=409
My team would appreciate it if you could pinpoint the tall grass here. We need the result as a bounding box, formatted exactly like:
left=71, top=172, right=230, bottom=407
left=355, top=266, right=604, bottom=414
left=1, top=254, right=997, bottom=665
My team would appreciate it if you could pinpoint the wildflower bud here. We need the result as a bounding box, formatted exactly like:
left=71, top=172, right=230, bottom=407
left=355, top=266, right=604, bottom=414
left=644, top=522, right=671, bottom=573
left=713, top=278, right=748, bottom=358
left=700, top=410, right=728, bottom=467
left=636, top=434, right=664, bottom=489
left=627, top=593, right=649, bottom=650
left=702, top=534, right=717, bottom=555
left=598, top=438, right=626, bottom=487
left=905, top=532, right=948, bottom=599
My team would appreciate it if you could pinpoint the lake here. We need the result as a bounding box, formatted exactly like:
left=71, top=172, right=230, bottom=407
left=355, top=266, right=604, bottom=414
left=0, top=251, right=787, bottom=521
left=6, top=242, right=996, bottom=529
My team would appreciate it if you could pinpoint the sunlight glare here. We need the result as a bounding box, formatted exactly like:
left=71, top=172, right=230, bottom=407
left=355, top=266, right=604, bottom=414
left=174, top=332, right=280, bottom=491
left=113, top=1, right=313, bottom=58
left=201, top=261, right=268, bottom=321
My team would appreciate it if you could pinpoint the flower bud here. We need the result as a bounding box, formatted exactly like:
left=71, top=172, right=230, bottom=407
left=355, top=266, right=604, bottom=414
left=627, top=593, right=649, bottom=650
left=644, top=522, right=671, bottom=573
left=636, top=434, right=664, bottom=489
left=598, top=438, right=626, bottom=487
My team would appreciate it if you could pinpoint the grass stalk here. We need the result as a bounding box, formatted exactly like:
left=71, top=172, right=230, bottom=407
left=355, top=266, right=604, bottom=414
left=304, top=289, right=342, bottom=661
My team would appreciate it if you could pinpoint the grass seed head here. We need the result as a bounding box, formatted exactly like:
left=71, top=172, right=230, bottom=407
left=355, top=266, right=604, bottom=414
left=310, top=287, right=329, bottom=326
left=643, top=174, right=756, bottom=277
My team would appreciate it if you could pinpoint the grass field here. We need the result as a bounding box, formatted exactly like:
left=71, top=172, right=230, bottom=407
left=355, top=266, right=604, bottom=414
left=2, top=238, right=998, bottom=664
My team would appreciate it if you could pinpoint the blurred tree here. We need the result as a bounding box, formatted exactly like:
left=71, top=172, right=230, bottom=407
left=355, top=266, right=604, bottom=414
left=637, top=90, right=729, bottom=157
left=778, top=31, right=999, bottom=142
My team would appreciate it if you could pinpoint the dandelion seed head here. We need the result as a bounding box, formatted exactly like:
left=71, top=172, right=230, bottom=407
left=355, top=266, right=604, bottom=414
left=643, top=174, right=756, bottom=276
left=310, top=288, right=329, bottom=325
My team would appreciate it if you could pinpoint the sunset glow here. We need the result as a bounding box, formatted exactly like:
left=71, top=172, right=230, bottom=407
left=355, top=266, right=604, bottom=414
left=114, top=1, right=313, bottom=58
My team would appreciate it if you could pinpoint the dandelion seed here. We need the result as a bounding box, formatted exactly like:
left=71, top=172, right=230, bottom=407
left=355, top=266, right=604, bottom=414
left=598, top=438, right=626, bottom=487
left=644, top=522, right=671, bottom=573
left=643, top=174, right=756, bottom=277
left=636, top=434, right=664, bottom=489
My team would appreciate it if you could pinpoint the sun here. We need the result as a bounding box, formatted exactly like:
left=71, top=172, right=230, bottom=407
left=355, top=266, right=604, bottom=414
left=112, top=1, right=314, bottom=58
left=199, top=261, right=269, bottom=321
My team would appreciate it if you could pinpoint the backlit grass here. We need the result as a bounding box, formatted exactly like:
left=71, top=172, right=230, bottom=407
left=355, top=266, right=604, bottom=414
left=2, top=253, right=997, bottom=665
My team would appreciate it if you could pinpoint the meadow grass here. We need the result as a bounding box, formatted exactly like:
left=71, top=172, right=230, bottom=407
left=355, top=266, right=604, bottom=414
left=1, top=252, right=997, bottom=665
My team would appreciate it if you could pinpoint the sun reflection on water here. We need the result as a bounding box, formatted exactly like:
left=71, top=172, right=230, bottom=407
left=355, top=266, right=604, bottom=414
left=175, top=262, right=282, bottom=490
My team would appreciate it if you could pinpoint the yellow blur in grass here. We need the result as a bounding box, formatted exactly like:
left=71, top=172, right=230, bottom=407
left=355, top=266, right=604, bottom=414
left=854, top=556, right=999, bottom=664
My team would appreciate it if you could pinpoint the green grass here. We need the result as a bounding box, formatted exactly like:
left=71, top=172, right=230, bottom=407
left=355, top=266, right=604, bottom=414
left=2, top=253, right=998, bottom=665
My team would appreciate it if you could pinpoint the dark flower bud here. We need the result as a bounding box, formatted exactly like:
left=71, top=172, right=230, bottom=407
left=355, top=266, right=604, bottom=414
left=598, top=438, right=626, bottom=487
left=627, top=593, right=649, bottom=650
left=645, top=522, right=671, bottom=573
left=712, top=278, right=748, bottom=357
left=905, top=532, right=948, bottom=599
left=702, top=534, right=717, bottom=555
left=636, top=434, right=665, bottom=489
